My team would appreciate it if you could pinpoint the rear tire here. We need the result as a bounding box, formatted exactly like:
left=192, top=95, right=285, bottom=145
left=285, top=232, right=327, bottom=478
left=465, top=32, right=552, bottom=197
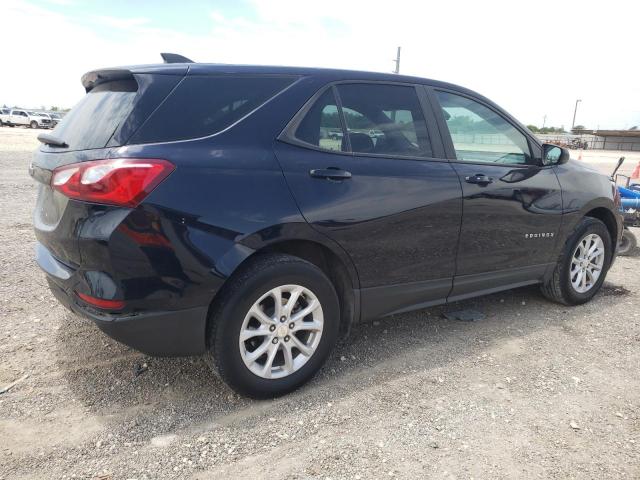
left=205, top=253, right=340, bottom=398
left=618, top=228, right=637, bottom=256
left=541, top=217, right=612, bottom=305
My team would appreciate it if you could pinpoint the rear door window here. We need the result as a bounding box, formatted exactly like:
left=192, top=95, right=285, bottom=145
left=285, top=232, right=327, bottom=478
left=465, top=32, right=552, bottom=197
left=336, top=84, right=432, bottom=158
left=130, top=75, right=296, bottom=144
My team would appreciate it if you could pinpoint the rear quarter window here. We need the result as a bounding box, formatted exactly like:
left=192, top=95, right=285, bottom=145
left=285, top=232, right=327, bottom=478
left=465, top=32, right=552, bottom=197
left=129, top=75, right=296, bottom=144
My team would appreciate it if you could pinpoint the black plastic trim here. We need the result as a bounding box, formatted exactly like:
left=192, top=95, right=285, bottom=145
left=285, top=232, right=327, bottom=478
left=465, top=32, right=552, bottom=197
left=448, top=264, right=551, bottom=302
left=47, top=278, right=207, bottom=357
left=359, top=277, right=452, bottom=321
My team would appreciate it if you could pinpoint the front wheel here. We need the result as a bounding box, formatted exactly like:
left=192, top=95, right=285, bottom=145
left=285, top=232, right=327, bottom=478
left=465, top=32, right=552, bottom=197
left=30, top=120, right=38, bottom=129
left=541, top=217, right=612, bottom=305
left=206, top=254, right=340, bottom=398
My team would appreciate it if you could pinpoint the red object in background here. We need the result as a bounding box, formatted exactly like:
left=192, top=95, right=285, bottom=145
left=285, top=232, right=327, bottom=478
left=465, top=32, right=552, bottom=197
left=632, top=161, right=640, bottom=179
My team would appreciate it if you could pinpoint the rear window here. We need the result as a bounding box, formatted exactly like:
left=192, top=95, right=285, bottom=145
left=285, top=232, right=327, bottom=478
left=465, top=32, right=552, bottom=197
left=129, top=75, right=295, bottom=144
left=51, top=79, right=138, bottom=151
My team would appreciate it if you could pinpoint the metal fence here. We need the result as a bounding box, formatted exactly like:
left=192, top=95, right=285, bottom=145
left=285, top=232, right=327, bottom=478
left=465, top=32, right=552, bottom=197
left=536, top=134, right=640, bottom=151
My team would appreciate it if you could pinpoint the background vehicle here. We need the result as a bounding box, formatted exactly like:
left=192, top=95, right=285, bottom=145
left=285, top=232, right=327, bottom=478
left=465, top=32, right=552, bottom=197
left=38, top=113, right=55, bottom=127
left=48, top=112, right=62, bottom=126
left=0, top=108, right=10, bottom=126
left=570, top=138, right=589, bottom=149
left=6, top=109, right=51, bottom=128
left=31, top=57, right=622, bottom=397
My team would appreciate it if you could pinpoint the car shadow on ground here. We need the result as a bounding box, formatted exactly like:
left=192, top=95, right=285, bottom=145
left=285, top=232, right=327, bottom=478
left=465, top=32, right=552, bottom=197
left=54, top=282, right=629, bottom=438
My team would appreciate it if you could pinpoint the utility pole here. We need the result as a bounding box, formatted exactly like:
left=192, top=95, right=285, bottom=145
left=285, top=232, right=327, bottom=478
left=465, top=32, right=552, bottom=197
left=542, top=114, right=547, bottom=129
left=392, top=47, right=401, bottom=74
left=571, top=99, right=582, bottom=130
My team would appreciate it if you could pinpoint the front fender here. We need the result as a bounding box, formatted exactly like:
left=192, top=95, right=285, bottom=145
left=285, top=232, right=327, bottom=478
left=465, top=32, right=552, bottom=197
left=552, top=160, right=620, bottom=256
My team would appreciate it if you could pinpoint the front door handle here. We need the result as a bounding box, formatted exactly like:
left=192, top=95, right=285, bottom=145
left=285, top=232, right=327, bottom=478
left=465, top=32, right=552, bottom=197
left=465, top=173, right=493, bottom=186
left=309, top=168, right=352, bottom=180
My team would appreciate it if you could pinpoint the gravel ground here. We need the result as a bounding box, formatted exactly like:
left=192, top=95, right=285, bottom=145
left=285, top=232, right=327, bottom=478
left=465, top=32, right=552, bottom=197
left=1, top=128, right=639, bottom=479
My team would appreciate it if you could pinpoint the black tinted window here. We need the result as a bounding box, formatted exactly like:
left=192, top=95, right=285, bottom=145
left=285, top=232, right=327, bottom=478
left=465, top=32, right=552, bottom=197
left=131, top=75, right=295, bottom=144
left=336, top=84, right=432, bottom=158
left=294, top=89, right=346, bottom=152
left=51, top=80, right=138, bottom=151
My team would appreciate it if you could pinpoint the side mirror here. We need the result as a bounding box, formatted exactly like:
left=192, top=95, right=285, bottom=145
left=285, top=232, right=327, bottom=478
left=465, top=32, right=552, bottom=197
left=542, top=143, right=570, bottom=166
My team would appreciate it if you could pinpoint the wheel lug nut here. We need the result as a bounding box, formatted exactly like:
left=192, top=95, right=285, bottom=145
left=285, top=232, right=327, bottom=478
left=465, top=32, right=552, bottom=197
left=284, top=335, right=290, bottom=342
left=280, top=316, right=286, bottom=323
left=272, top=337, right=279, bottom=344
left=269, top=325, right=276, bottom=332
left=289, top=323, right=294, bottom=329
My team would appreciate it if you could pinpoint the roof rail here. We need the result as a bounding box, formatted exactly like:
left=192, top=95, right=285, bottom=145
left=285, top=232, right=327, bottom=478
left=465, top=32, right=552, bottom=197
left=160, top=53, right=194, bottom=64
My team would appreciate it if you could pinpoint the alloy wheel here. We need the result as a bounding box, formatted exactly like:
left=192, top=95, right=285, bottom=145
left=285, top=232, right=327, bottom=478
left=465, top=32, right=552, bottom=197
left=239, top=284, right=324, bottom=379
left=570, top=233, right=605, bottom=293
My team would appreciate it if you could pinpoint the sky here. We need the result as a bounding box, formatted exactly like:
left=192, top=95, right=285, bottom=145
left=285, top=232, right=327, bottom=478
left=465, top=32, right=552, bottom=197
left=2, top=0, right=639, bottom=130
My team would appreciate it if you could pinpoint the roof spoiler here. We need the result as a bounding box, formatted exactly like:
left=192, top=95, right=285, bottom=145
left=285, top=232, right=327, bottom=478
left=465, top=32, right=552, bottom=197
left=160, top=53, right=194, bottom=64
left=81, top=69, right=134, bottom=92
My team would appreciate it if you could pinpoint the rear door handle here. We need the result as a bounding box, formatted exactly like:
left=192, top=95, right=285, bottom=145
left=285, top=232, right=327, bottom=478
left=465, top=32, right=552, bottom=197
left=309, top=168, right=352, bottom=180
left=465, top=173, right=493, bottom=186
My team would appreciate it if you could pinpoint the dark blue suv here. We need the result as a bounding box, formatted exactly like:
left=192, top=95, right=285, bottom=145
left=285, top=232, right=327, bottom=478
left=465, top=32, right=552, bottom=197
left=31, top=55, right=622, bottom=397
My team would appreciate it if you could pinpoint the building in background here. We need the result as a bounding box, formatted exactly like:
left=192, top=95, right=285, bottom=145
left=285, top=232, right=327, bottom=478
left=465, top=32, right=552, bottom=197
left=588, top=130, right=640, bottom=151
left=536, top=129, right=640, bottom=152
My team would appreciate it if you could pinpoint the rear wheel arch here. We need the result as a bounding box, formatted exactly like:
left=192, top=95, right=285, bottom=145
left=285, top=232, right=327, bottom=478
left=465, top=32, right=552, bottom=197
left=259, top=240, right=357, bottom=336
left=205, top=239, right=358, bottom=348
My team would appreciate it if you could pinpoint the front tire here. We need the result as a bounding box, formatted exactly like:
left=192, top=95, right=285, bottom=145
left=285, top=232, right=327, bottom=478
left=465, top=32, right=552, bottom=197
left=206, top=254, right=340, bottom=398
left=541, top=217, right=612, bottom=305
left=30, top=120, right=38, bottom=129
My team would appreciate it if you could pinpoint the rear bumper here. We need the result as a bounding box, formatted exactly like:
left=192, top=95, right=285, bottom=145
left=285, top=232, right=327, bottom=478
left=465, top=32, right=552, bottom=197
left=38, top=242, right=208, bottom=357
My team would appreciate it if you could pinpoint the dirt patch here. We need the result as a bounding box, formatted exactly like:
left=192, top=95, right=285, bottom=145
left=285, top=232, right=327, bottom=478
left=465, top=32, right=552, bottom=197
left=601, top=283, right=632, bottom=296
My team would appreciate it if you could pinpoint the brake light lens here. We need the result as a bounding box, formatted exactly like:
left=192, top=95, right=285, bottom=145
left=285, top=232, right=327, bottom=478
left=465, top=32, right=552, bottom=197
left=51, top=158, right=174, bottom=207
left=76, top=292, right=125, bottom=310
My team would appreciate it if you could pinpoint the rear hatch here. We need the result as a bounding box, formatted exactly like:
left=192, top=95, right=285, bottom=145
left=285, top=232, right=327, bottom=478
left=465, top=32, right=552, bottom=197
left=31, top=66, right=186, bottom=267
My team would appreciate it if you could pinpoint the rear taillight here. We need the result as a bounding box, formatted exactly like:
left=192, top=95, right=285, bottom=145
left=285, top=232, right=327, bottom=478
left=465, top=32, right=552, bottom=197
left=76, top=292, right=125, bottom=310
left=51, top=158, right=174, bottom=208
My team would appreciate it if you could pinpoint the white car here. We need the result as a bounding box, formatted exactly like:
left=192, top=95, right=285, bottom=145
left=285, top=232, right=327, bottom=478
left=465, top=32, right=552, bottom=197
left=4, top=109, right=52, bottom=128
left=48, top=112, right=63, bottom=127
left=0, top=108, right=11, bottom=126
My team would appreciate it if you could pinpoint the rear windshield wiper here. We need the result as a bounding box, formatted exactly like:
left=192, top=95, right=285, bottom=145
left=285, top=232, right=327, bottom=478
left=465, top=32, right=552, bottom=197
left=37, top=133, right=68, bottom=148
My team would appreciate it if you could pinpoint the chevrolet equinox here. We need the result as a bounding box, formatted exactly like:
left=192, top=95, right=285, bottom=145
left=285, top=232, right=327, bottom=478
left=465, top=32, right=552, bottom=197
left=31, top=55, right=623, bottom=397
